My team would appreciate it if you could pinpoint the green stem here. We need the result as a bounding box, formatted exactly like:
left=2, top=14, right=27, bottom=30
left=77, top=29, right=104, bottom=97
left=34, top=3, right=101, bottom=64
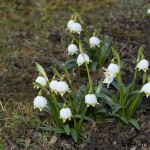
left=77, top=105, right=87, bottom=132
left=99, top=41, right=103, bottom=66
left=132, top=68, right=138, bottom=91
left=85, top=62, right=93, bottom=94
left=51, top=92, right=60, bottom=117
left=129, top=72, right=146, bottom=118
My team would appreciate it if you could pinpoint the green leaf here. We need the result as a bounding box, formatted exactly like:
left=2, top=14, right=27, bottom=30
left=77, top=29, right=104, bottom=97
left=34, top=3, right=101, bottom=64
left=101, top=35, right=112, bottom=64
left=70, top=128, right=78, bottom=142
left=109, top=114, right=128, bottom=124
left=128, top=119, right=140, bottom=130
left=64, top=124, right=70, bottom=135
left=138, top=45, right=145, bottom=60
left=112, top=47, right=120, bottom=65
left=112, top=105, right=122, bottom=114
left=33, top=82, right=49, bottom=93
left=40, top=126, right=65, bottom=134
left=50, top=66, right=61, bottom=78
left=96, top=77, right=104, bottom=94
left=75, top=115, right=93, bottom=122
left=100, top=93, right=119, bottom=107
left=35, top=62, right=48, bottom=81
left=92, top=62, right=98, bottom=72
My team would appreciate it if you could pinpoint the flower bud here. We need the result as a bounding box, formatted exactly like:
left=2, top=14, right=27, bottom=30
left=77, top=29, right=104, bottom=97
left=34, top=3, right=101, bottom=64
left=56, top=81, right=69, bottom=96
left=140, top=82, right=150, bottom=97
left=70, top=22, right=82, bottom=34
left=67, top=44, right=78, bottom=55
left=34, top=76, right=47, bottom=89
left=89, top=36, right=101, bottom=47
left=77, top=53, right=90, bottom=66
left=136, top=59, right=149, bottom=72
left=49, top=80, right=58, bottom=93
left=34, top=96, right=47, bottom=111
left=60, top=107, right=72, bottom=123
left=85, top=94, right=98, bottom=107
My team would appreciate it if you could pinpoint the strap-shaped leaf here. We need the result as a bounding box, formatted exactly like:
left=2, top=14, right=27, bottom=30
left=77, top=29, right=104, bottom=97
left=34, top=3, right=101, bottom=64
left=70, top=128, right=78, bottom=142
left=96, top=77, right=104, bottom=94
left=137, top=45, right=145, bottom=61
left=40, top=126, right=65, bottom=134
left=128, top=119, right=140, bottom=130
left=64, top=124, right=70, bottom=135
left=50, top=66, right=61, bottom=78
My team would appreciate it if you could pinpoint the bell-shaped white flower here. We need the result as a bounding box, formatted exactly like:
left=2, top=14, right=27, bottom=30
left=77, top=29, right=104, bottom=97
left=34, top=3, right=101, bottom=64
left=34, top=96, right=47, bottom=111
left=140, top=82, right=150, bottom=97
left=103, top=71, right=115, bottom=87
left=67, top=20, right=75, bottom=30
left=67, top=44, right=78, bottom=55
left=147, top=8, right=150, bottom=14
left=34, top=76, right=47, bottom=89
left=60, top=107, right=72, bottom=123
left=85, top=94, right=98, bottom=107
left=77, top=53, right=90, bottom=66
left=136, top=59, right=149, bottom=72
left=56, top=81, right=69, bottom=96
left=89, top=36, right=101, bottom=47
left=49, top=80, right=58, bottom=93
left=107, top=63, right=119, bottom=77
left=70, top=22, right=82, bottom=34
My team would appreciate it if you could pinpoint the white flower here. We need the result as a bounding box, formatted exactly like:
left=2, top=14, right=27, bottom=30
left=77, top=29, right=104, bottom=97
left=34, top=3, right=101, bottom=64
left=70, top=22, right=82, bottom=34
left=103, top=71, right=115, bottom=87
left=77, top=53, right=90, bottom=66
left=67, top=20, right=75, bottom=30
left=60, top=107, right=72, bottom=123
left=136, top=59, right=149, bottom=72
left=140, top=82, right=150, bottom=97
left=103, top=63, right=119, bottom=87
left=107, top=63, right=119, bottom=77
left=34, top=96, right=47, bottom=111
left=56, top=81, right=69, bottom=96
left=67, top=44, right=78, bottom=55
left=89, top=36, right=101, bottom=47
left=85, top=94, right=98, bottom=107
left=34, top=76, right=47, bottom=89
left=49, top=80, right=58, bottom=93
left=147, top=8, right=150, bottom=14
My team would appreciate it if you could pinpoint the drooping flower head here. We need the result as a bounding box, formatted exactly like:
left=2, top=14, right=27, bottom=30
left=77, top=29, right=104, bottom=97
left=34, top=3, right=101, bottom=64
left=107, top=63, right=119, bottom=77
left=49, top=80, right=59, bottom=93
left=70, top=22, right=82, bottom=34
left=77, top=53, right=90, bottom=66
left=136, top=59, right=149, bottom=72
left=56, top=81, right=69, bottom=96
left=34, top=76, right=47, bottom=89
left=85, top=94, right=98, bottom=107
left=140, top=82, right=150, bottom=97
left=103, top=71, right=115, bottom=88
left=34, top=96, right=47, bottom=111
left=67, top=44, right=78, bottom=55
left=60, top=107, right=72, bottom=123
left=103, top=63, right=119, bottom=87
left=89, top=36, right=101, bottom=47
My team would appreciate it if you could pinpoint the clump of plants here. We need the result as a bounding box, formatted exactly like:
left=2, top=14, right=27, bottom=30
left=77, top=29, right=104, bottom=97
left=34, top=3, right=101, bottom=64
left=33, top=8, right=150, bottom=142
